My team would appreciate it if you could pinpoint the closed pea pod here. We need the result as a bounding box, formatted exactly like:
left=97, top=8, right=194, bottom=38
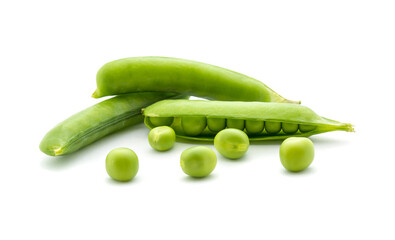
left=142, top=99, right=354, bottom=141
left=39, top=92, right=187, bottom=156
left=92, top=56, right=299, bottom=103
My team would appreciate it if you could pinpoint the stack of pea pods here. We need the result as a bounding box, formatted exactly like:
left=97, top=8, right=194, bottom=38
left=40, top=56, right=354, bottom=181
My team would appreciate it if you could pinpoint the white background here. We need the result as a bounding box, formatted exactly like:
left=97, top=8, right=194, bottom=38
left=1, top=1, right=394, bottom=239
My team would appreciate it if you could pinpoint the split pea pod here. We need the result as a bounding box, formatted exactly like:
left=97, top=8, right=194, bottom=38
left=92, top=56, right=299, bottom=103
left=40, top=92, right=187, bottom=156
left=142, top=100, right=354, bottom=141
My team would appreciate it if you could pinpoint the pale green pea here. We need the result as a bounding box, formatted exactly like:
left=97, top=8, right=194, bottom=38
left=299, top=124, right=317, bottom=133
left=105, top=147, right=139, bottom=182
left=279, top=137, right=314, bottom=172
left=282, top=122, right=298, bottom=134
left=227, top=119, right=245, bottom=130
left=181, top=117, right=207, bottom=136
left=207, top=118, right=226, bottom=132
left=245, top=120, right=264, bottom=134
left=180, top=146, right=217, bottom=178
left=148, top=126, right=176, bottom=151
left=265, top=121, right=281, bottom=134
left=214, top=128, right=249, bottom=159
left=149, top=117, right=174, bottom=127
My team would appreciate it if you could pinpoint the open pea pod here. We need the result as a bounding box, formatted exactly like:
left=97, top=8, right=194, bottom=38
left=142, top=100, right=354, bottom=141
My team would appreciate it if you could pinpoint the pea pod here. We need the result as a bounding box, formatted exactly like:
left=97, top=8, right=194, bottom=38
left=40, top=92, right=188, bottom=156
left=92, top=56, right=299, bottom=103
left=142, top=100, right=354, bottom=141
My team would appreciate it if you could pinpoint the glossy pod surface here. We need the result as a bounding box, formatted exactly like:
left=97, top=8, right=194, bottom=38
left=143, top=100, right=354, bottom=141
left=92, top=56, right=298, bottom=103
left=40, top=92, right=187, bottom=156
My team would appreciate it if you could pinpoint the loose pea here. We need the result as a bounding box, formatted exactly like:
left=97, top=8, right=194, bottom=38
left=180, top=146, right=217, bottom=178
left=245, top=120, right=264, bottom=134
left=282, top=122, right=298, bottom=134
left=279, top=137, right=314, bottom=172
left=214, top=128, right=249, bottom=159
left=265, top=121, right=281, bottom=134
left=227, top=119, right=245, bottom=130
left=207, top=118, right=226, bottom=132
left=149, top=117, right=174, bottom=127
left=148, top=126, right=176, bottom=151
left=105, top=147, right=139, bottom=181
left=299, top=124, right=317, bottom=133
left=181, top=116, right=207, bottom=136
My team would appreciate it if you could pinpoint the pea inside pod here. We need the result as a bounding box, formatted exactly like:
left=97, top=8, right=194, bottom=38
left=207, top=118, right=226, bottom=132
left=142, top=99, right=354, bottom=142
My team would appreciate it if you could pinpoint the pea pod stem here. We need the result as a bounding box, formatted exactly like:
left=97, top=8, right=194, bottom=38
left=40, top=92, right=188, bottom=156
left=92, top=56, right=299, bottom=104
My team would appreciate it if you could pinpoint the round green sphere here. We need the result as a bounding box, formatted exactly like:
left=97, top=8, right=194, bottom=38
left=214, top=128, right=249, bottom=159
left=279, top=137, right=315, bottom=172
left=149, top=116, right=174, bottom=126
left=148, top=126, right=176, bottom=151
left=180, top=146, right=217, bottom=178
left=181, top=116, right=207, bottom=136
left=105, top=147, right=139, bottom=181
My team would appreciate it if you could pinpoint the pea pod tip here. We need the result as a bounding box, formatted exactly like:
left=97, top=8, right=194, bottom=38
left=91, top=90, right=100, bottom=98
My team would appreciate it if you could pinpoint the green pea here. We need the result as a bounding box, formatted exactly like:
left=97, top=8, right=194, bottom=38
left=279, top=137, right=314, bottom=172
left=214, top=129, right=249, bottom=159
left=227, top=119, right=245, bottom=130
left=245, top=120, right=264, bottom=134
left=299, top=124, right=317, bottom=133
left=105, top=147, right=139, bottom=181
left=148, top=126, right=176, bottom=151
left=181, top=116, right=207, bottom=136
left=282, top=122, right=298, bottom=134
left=207, top=118, right=226, bottom=132
left=180, top=146, right=217, bottom=178
left=149, top=117, right=174, bottom=127
left=265, top=121, right=281, bottom=134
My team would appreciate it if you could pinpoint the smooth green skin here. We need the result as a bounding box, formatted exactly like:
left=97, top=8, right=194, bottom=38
left=214, top=129, right=250, bottom=159
left=39, top=92, right=187, bottom=156
left=181, top=116, right=207, bottom=136
left=149, top=117, right=174, bottom=127
left=227, top=119, right=245, bottom=130
left=93, top=56, right=298, bottom=103
left=106, top=147, right=139, bottom=181
left=180, top=146, right=217, bottom=178
left=148, top=126, right=176, bottom=151
left=143, top=100, right=354, bottom=142
left=299, top=124, right=317, bottom=133
left=207, top=118, right=226, bottom=132
left=245, top=120, right=264, bottom=134
left=279, top=137, right=314, bottom=172
left=265, top=121, right=282, bottom=134
left=282, top=122, right=298, bottom=134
